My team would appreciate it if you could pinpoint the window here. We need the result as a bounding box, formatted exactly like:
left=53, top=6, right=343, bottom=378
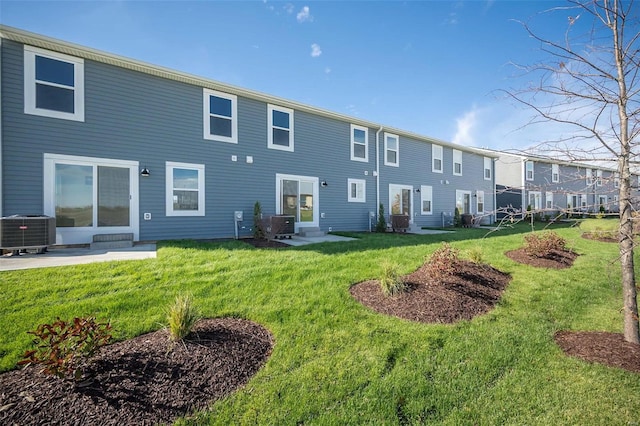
left=24, top=46, right=84, bottom=122
left=453, top=149, right=462, bottom=176
left=476, top=190, right=485, bottom=214
left=580, top=194, right=587, bottom=208
left=350, top=125, right=368, bottom=162
left=596, top=169, right=602, bottom=186
left=384, top=133, right=399, bottom=167
left=268, top=104, right=294, bottom=151
left=552, top=164, right=559, bottom=183
left=421, top=185, right=433, bottom=215
left=525, top=161, right=534, bottom=181
left=347, top=179, right=366, bottom=203
left=203, top=89, right=237, bottom=143
left=166, top=162, right=205, bottom=216
left=614, top=173, right=620, bottom=188
left=586, top=168, right=593, bottom=186
left=432, top=144, right=443, bottom=173
left=545, top=192, right=554, bottom=209
left=484, top=157, right=492, bottom=180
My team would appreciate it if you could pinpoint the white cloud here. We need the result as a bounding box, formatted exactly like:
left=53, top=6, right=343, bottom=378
left=324, top=67, right=331, bottom=74
left=452, top=108, right=477, bottom=145
left=284, top=3, right=294, bottom=14
left=297, top=6, right=313, bottom=23
left=310, top=43, right=322, bottom=57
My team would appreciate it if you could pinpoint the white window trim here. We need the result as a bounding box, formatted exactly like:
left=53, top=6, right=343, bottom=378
left=484, top=157, right=492, bottom=180
left=24, top=45, right=85, bottom=122
left=552, top=164, right=559, bottom=183
left=350, top=124, right=368, bottom=162
left=453, top=149, right=462, bottom=176
left=421, top=185, right=433, bottom=215
left=166, top=161, right=205, bottom=217
left=545, top=192, right=554, bottom=209
left=586, top=168, right=593, bottom=186
left=384, top=132, right=399, bottom=167
left=268, top=104, right=294, bottom=152
left=476, top=190, right=485, bottom=214
left=432, top=144, right=443, bottom=173
left=580, top=194, right=588, bottom=208
left=347, top=178, right=366, bottom=203
left=203, top=88, right=237, bottom=143
left=525, top=161, right=534, bottom=181
left=614, top=173, right=620, bottom=188
left=596, top=169, right=603, bottom=187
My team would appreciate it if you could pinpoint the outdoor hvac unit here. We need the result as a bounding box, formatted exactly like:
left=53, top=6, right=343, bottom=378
left=269, top=215, right=295, bottom=239
left=0, top=215, right=56, bottom=253
left=390, top=214, right=409, bottom=232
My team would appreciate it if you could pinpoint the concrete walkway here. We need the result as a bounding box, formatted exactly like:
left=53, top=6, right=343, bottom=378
left=276, top=234, right=357, bottom=246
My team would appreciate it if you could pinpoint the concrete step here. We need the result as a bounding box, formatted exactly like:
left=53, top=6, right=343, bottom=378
left=90, top=233, right=133, bottom=250
left=298, top=227, right=325, bottom=238
left=90, top=240, right=134, bottom=250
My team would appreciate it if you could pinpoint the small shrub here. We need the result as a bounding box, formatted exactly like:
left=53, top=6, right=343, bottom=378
left=425, top=243, right=459, bottom=282
left=253, top=201, right=265, bottom=240
left=524, top=231, right=566, bottom=258
left=167, top=294, right=200, bottom=341
left=376, top=203, right=387, bottom=233
left=466, top=246, right=483, bottom=264
left=379, top=261, right=407, bottom=296
left=454, top=208, right=461, bottom=227
left=18, top=317, right=112, bottom=379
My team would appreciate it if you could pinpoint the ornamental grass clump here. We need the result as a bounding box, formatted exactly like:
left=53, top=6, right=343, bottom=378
left=379, top=261, right=407, bottom=296
left=18, top=317, right=112, bottom=379
left=167, top=294, right=200, bottom=341
left=425, top=243, right=459, bottom=282
left=524, top=231, right=566, bottom=258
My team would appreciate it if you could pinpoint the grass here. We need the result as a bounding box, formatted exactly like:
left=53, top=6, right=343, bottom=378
left=580, top=217, right=619, bottom=232
left=1, top=223, right=639, bottom=424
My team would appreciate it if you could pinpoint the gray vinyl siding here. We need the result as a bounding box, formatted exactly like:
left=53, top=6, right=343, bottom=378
left=2, top=38, right=494, bottom=242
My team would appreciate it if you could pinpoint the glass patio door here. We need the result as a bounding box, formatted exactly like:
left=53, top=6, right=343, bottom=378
left=456, top=190, right=472, bottom=214
left=276, top=174, right=319, bottom=231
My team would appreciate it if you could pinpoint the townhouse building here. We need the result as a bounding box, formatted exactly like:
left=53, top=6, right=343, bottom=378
left=0, top=26, right=496, bottom=245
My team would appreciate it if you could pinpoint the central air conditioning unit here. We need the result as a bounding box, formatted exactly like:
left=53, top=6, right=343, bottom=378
left=0, top=215, right=56, bottom=253
left=390, top=214, right=409, bottom=232
left=268, top=215, right=295, bottom=239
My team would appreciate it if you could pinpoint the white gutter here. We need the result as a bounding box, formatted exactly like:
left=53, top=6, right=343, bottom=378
left=0, top=37, right=3, bottom=217
left=375, top=127, right=383, bottom=215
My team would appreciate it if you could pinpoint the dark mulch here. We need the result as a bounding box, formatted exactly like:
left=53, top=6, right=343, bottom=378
left=505, top=248, right=578, bottom=269
left=0, top=318, right=273, bottom=425
left=241, top=238, right=291, bottom=249
left=350, top=260, right=511, bottom=323
left=581, top=232, right=618, bottom=243
left=555, top=331, right=640, bottom=374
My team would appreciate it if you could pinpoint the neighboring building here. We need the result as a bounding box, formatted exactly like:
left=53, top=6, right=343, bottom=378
left=483, top=150, right=622, bottom=219
left=0, top=26, right=496, bottom=244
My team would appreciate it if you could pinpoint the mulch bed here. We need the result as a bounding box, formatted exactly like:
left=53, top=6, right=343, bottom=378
left=241, top=238, right=291, bottom=249
left=555, top=331, right=640, bottom=374
left=505, top=248, right=578, bottom=269
left=0, top=318, right=273, bottom=425
left=581, top=232, right=618, bottom=243
left=350, top=260, right=511, bottom=323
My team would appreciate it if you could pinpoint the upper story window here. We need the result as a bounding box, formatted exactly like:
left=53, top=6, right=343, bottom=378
left=525, top=161, right=534, bottom=181
left=484, top=157, right=492, bottom=180
left=421, top=185, right=433, bottom=215
left=203, top=89, right=237, bottom=143
left=268, top=104, right=294, bottom=152
left=350, top=125, right=368, bottom=162
left=586, top=168, right=593, bottom=186
left=614, top=173, right=620, bottom=188
left=453, top=149, right=462, bottom=176
left=596, top=169, right=603, bottom=186
left=552, top=164, right=559, bottom=183
left=24, top=46, right=85, bottom=122
left=432, top=144, right=443, bottom=173
left=166, top=162, right=205, bottom=217
left=347, top=178, right=366, bottom=203
left=384, top=133, right=399, bottom=167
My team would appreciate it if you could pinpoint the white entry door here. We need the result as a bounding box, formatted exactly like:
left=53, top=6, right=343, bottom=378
left=389, top=184, right=413, bottom=222
left=276, top=173, right=319, bottom=231
left=44, top=153, right=139, bottom=244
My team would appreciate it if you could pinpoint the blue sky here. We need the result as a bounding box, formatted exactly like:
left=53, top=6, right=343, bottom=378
left=1, top=0, right=576, bottom=151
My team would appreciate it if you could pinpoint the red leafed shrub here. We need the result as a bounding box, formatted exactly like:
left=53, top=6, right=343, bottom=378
left=18, top=317, right=112, bottom=379
left=425, top=243, right=459, bottom=282
left=524, top=231, right=566, bottom=258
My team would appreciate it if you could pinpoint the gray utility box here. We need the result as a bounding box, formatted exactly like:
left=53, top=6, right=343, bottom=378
left=0, top=215, right=56, bottom=253
left=390, top=214, right=410, bottom=232
left=269, top=215, right=295, bottom=239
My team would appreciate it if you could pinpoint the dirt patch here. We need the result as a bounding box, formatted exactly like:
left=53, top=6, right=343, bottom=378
left=505, top=248, right=578, bottom=269
left=555, top=331, right=640, bottom=374
left=0, top=318, right=273, bottom=425
left=350, top=260, right=511, bottom=323
left=241, top=238, right=291, bottom=249
left=581, top=232, right=618, bottom=243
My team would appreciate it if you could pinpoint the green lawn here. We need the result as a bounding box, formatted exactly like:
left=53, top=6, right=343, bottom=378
left=2, top=223, right=639, bottom=425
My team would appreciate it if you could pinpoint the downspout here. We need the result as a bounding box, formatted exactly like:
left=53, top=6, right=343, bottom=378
left=0, top=36, right=3, bottom=218
left=493, top=158, right=498, bottom=224
left=375, top=126, right=383, bottom=218
left=521, top=158, right=527, bottom=220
